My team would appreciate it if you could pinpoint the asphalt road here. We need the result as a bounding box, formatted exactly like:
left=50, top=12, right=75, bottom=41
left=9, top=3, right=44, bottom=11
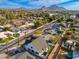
left=48, top=29, right=68, bottom=59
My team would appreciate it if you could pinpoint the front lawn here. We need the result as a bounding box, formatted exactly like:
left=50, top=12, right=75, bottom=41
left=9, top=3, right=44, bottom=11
left=0, top=33, right=20, bottom=43
left=0, top=36, right=14, bottom=43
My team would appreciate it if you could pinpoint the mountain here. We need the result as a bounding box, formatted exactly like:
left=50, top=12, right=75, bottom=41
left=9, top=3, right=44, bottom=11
left=39, top=5, right=66, bottom=11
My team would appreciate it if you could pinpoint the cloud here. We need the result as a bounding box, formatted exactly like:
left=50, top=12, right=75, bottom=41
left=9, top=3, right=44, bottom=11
left=66, top=2, right=79, bottom=10
left=59, top=1, right=79, bottom=10
left=8, top=0, right=71, bottom=7
left=0, top=0, right=79, bottom=10
left=31, top=0, right=71, bottom=6
left=0, top=0, right=23, bottom=8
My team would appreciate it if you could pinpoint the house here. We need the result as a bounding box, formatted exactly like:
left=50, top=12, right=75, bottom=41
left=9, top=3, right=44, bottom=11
left=52, top=23, right=61, bottom=31
left=0, top=33, right=7, bottom=38
left=0, top=26, right=4, bottom=31
left=44, top=28, right=56, bottom=34
left=24, top=35, right=49, bottom=57
left=11, top=19, right=26, bottom=27
left=70, top=15, right=76, bottom=19
left=49, top=13, right=53, bottom=17
left=25, top=22, right=34, bottom=27
left=76, top=14, right=79, bottom=19
left=73, top=51, right=79, bottom=59
left=73, top=23, right=79, bottom=28
left=70, top=14, right=79, bottom=20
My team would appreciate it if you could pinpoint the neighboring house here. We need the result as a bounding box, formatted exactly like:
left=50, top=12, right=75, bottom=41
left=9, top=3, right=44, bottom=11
left=25, top=22, right=34, bottom=27
left=8, top=51, right=42, bottom=59
left=0, top=31, right=14, bottom=39
left=24, top=35, right=49, bottom=57
left=52, top=23, right=61, bottom=31
left=11, top=19, right=26, bottom=27
left=76, top=15, right=79, bottom=19
left=70, top=14, right=79, bottom=19
left=64, top=22, right=69, bottom=28
left=73, top=23, right=79, bottom=28
left=73, top=51, right=79, bottom=59
left=12, top=29, right=20, bottom=33
left=49, top=13, right=53, bottom=17
left=0, top=26, right=4, bottom=31
left=70, top=15, right=76, bottom=19
left=45, top=23, right=63, bottom=35
left=0, top=33, right=7, bottom=39
left=73, top=23, right=79, bottom=31
left=44, top=28, right=56, bottom=34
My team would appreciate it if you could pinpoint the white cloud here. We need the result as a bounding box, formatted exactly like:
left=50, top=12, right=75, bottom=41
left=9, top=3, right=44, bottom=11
left=61, top=2, right=79, bottom=10
left=0, top=0, right=23, bottom=8
left=7, top=0, right=71, bottom=7
left=28, top=0, right=71, bottom=7
left=0, top=0, right=79, bottom=10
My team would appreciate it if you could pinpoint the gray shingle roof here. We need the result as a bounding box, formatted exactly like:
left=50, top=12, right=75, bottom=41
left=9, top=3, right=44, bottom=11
left=30, top=35, right=49, bottom=53
left=9, top=52, right=35, bottom=59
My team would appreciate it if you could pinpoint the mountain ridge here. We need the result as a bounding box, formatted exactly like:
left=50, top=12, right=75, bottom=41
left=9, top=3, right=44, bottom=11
left=39, top=5, right=66, bottom=11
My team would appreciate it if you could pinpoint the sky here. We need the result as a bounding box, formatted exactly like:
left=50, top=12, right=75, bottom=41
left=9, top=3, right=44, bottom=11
left=0, top=0, right=79, bottom=10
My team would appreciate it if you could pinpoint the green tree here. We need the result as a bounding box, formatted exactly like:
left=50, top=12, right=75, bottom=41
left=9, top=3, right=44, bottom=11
left=13, top=33, right=19, bottom=38
left=47, top=17, right=53, bottom=23
left=0, top=18, right=6, bottom=25
left=34, top=20, right=43, bottom=28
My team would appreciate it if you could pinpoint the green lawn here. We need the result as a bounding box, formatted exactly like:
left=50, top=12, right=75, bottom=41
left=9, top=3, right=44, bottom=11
left=0, top=36, right=14, bottom=43
left=0, top=33, right=19, bottom=43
